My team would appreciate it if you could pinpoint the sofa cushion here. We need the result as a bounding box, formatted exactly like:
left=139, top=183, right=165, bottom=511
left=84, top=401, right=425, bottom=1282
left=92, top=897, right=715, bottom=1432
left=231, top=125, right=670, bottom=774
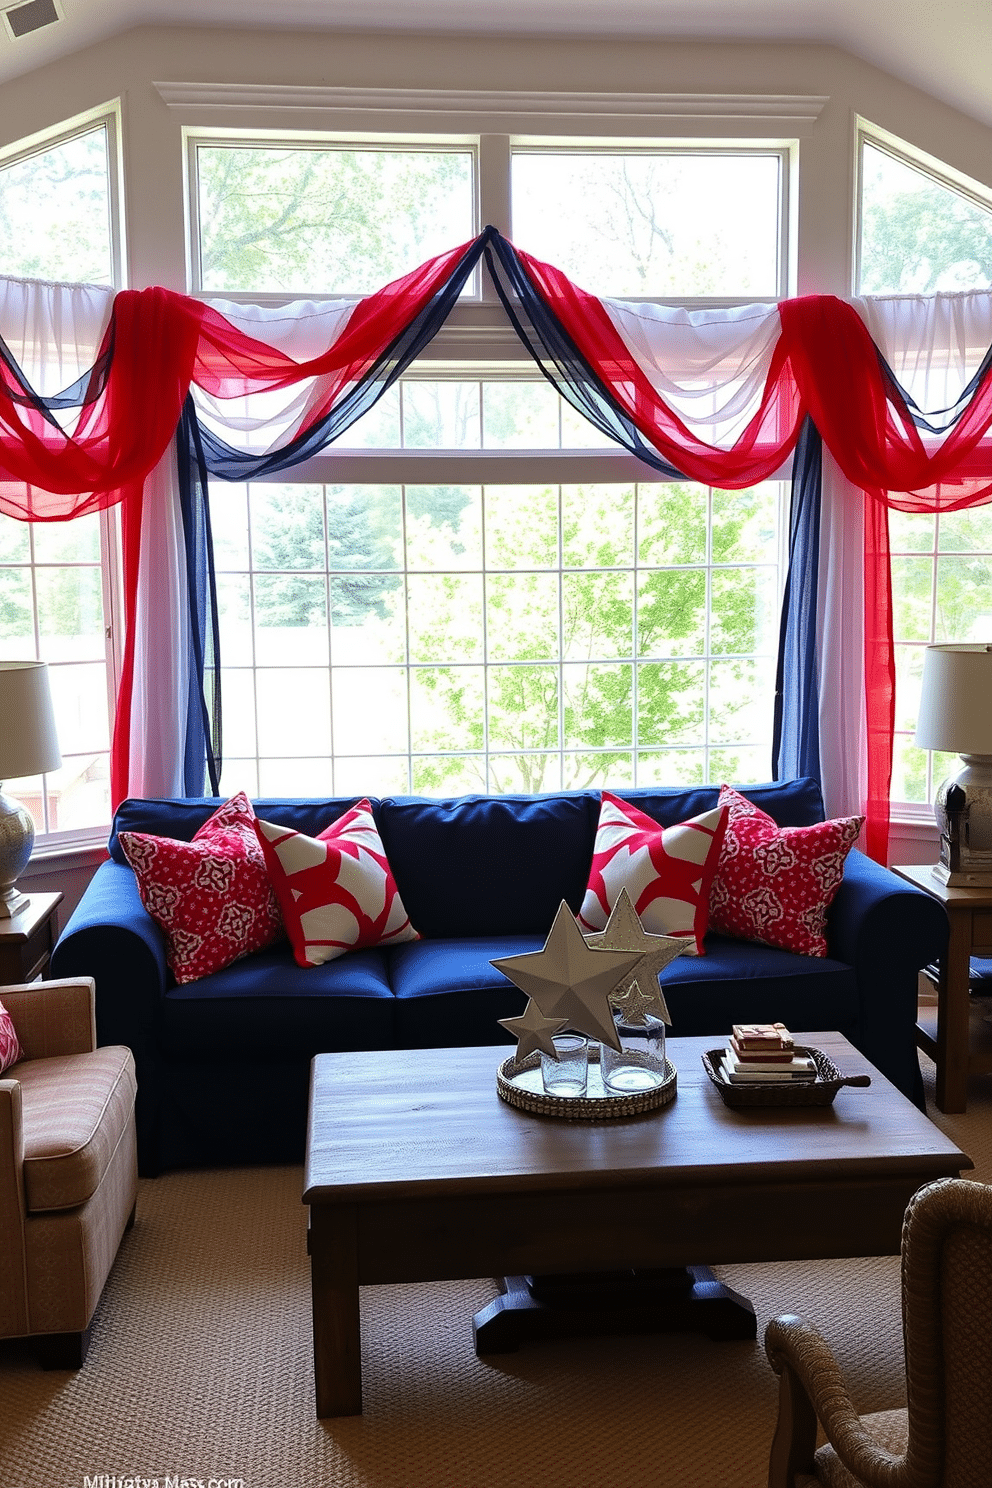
left=390, top=934, right=543, bottom=1047
left=659, top=934, right=860, bottom=1036
left=17, top=1045, right=137, bottom=1213
left=577, top=791, right=728, bottom=952
left=158, top=943, right=396, bottom=1058
left=0, top=999, right=22, bottom=1072
left=378, top=793, right=599, bottom=938
left=709, top=785, right=863, bottom=957
left=119, top=791, right=284, bottom=984
left=255, top=801, right=418, bottom=966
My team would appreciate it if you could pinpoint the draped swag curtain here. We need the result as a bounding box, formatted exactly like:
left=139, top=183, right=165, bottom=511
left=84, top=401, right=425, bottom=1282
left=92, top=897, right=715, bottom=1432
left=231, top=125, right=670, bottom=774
left=2, top=226, right=992, bottom=861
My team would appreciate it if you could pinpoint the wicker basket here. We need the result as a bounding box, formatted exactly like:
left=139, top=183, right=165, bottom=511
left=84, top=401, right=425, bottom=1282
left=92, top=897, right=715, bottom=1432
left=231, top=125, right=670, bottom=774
left=701, top=1045, right=871, bottom=1109
left=497, top=1045, right=677, bottom=1119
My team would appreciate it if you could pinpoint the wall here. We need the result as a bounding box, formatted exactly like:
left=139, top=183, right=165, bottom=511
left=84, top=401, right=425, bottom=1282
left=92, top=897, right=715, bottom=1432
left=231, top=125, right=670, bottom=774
left=6, top=23, right=991, bottom=885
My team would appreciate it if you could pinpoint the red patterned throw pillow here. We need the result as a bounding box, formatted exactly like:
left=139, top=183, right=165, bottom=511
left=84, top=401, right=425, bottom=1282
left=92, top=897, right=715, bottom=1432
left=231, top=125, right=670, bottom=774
left=119, top=792, right=284, bottom=985
left=0, top=999, right=23, bottom=1072
left=254, top=799, right=419, bottom=968
left=577, top=791, right=728, bottom=954
left=708, top=784, right=863, bottom=957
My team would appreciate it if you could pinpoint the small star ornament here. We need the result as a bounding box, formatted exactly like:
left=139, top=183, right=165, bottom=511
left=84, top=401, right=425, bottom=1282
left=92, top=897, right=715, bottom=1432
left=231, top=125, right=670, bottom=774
left=497, top=1003, right=567, bottom=1062
left=492, top=900, right=642, bottom=1052
left=584, top=887, right=696, bottom=1026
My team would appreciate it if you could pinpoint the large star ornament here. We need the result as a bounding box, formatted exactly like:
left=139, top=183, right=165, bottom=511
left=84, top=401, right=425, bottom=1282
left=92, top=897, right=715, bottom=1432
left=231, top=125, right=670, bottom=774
left=492, top=900, right=642, bottom=1051
left=584, top=887, right=696, bottom=1026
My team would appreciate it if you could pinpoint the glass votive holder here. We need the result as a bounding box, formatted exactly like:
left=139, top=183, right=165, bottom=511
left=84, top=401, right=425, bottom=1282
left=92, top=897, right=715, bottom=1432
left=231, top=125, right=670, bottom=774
left=601, top=1013, right=668, bottom=1094
left=540, top=1031, right=589, bottom=1097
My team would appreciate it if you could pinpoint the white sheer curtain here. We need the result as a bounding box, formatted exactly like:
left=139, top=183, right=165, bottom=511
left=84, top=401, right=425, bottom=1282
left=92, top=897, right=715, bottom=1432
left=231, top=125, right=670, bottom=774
left=817, top=291, right=992, bottom=825
left=602, top=298, right=784, bottom=446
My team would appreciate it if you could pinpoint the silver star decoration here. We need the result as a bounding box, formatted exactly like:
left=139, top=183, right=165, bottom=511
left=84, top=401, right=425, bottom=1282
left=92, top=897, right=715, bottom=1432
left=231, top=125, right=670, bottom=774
left=492, top=900, right=642, bottom=1051
left=497, top=1003, right=567, bottom=1062
left=584, top=887, right=696, bottom=1026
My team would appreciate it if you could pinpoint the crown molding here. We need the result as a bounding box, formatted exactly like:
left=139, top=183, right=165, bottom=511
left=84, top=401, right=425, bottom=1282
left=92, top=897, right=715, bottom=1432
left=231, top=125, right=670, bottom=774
left=154, top=82, right=829, bottom=132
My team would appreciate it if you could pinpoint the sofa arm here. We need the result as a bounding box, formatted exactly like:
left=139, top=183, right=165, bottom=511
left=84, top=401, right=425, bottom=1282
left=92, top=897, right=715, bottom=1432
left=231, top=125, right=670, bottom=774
left=2, top=978, right=96, bottom=1058
left=0, top=1078, right=29, bottom=1337
left=827, top=849, right=948, bottom=1102
left=50, top=859, right=169, bottom=1054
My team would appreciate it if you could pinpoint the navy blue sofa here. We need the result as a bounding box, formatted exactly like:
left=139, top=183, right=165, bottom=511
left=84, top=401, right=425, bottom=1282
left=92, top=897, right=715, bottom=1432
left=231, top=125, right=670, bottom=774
left=50, top=778, right=948, bottom=1175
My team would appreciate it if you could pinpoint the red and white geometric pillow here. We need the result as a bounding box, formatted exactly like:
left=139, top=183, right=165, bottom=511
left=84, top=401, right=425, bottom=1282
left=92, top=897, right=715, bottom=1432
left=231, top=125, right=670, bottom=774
left=577, top=791, right=729, bottom=954
left=253, top=799, right=420, bottom=968
left=119, top=791, right=284, bottom=985
left=708, top=784, right=864, bottom=957
left=0, top=999, right=23, bottom=1073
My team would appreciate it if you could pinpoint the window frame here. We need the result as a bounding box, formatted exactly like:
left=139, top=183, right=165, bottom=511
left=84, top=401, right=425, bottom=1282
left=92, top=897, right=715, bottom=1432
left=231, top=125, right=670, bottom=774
left=854, top=116, right=992, bottom=296
left=0, top=102, right=126, bottom=851
left=212, top=438, right=791, bottom=800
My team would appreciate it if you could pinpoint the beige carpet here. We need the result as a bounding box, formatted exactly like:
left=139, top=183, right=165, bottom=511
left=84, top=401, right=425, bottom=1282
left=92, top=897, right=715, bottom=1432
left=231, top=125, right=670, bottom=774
left=1, top=1048, right=989, bottom=1488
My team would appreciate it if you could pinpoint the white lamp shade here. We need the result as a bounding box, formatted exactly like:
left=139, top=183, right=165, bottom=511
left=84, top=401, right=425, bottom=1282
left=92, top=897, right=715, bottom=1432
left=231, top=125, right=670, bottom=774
left=915, top=643, right=992, bottom=756
left=0, top=661, right=62, bottom=781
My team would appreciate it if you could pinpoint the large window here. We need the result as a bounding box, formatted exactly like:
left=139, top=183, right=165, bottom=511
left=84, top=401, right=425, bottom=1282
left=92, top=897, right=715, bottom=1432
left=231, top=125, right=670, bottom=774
left=0, top=108, right=122, bottom=841
left=210, top=378, right=784, bottom=798
left=859, top=126, right=992, bottom=810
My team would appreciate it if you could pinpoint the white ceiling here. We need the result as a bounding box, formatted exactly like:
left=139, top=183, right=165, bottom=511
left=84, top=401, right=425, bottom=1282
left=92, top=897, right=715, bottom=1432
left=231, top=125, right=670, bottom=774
left=3, top=0, right=992, bottom=129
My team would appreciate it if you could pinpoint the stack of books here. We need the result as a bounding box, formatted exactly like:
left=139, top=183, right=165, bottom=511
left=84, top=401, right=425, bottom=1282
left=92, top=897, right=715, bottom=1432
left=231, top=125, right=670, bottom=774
left=719, top=1022, right=818, bottom=1084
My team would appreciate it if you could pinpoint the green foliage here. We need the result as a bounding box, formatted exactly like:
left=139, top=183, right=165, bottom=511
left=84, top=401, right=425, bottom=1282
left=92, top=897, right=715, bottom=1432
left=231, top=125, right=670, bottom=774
left=0, top=126, right=112, bottom=284
left=860, top=143, right=992, bottom=293
left=197, top=146, right=473, bottom=294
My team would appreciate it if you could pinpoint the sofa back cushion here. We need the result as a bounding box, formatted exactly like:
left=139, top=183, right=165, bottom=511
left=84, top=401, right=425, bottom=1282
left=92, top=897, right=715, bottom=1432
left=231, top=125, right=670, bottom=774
left=109, top=779, right=826, bottom=941
left=109, top=797, right=369, bottom=864
left=377, top=793, right=598, bottom=938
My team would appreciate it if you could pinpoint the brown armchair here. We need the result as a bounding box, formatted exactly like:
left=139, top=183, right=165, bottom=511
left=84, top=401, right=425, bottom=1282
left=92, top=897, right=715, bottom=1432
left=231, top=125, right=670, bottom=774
left=0, top=977, right=138, bottom=1367
left=765, top=1176, right=992, bottom=1488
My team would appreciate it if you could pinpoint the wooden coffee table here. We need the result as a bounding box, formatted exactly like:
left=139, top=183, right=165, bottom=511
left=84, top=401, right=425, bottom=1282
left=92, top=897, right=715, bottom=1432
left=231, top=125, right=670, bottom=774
left=303, top=1032, right=970, bottom=1416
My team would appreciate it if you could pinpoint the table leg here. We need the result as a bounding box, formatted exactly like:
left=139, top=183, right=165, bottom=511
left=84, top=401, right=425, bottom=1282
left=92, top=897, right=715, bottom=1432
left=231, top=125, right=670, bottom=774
left=308, top=1202, right=362, bottom=1417
left=936, top=912, right=973, bottom=1113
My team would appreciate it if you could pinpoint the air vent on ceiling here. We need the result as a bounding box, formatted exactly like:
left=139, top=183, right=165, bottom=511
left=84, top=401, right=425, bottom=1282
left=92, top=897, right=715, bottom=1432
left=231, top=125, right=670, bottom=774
left=3, top=0, right=60, bottom=40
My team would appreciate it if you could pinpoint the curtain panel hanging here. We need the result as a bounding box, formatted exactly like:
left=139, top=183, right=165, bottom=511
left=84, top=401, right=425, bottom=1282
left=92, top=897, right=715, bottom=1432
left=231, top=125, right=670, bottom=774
left=1, top=228, right=991, bottom=858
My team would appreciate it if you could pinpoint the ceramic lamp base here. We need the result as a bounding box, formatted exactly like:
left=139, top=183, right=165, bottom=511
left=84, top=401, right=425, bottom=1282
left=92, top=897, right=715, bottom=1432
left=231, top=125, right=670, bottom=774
left=0, top=788, right=35, bottom=918
left=934, top=754, right=992, bottom=887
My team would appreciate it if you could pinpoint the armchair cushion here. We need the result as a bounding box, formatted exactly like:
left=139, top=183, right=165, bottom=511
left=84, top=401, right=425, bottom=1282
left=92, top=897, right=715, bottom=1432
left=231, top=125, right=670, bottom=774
left=17, top=1045, right=137, bottom=1213
left=0, top=1000, right=22, bottom=1072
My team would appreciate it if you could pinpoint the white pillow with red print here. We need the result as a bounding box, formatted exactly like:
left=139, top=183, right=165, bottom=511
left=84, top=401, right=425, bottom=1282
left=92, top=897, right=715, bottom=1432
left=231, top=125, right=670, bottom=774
left=708, top=784, right=863, bottom=957
left=0, top=999, right=23, bottom=1072
left=577, top=790, right=729, bottom=954
left=253, top=799, right=419, bottom=968
left=119, top=791, right=284, bottom=985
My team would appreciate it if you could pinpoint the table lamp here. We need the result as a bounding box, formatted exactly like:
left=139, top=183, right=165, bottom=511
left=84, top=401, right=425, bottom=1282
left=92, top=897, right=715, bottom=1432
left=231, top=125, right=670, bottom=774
left=0, top=660, right=62, bottom=917
left=915, top=642, right=992, bottom=886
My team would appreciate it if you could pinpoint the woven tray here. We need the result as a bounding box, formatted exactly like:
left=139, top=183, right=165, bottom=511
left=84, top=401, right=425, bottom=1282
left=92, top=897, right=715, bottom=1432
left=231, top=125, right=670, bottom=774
left=497, top=1045, right=677, bottom=1119
left=701, top=1045, right=871, bottom=1108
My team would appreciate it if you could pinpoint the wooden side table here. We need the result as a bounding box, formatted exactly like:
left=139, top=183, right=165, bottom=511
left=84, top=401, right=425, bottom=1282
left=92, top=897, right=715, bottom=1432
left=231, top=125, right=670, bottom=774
left=0, top=891, right=63, bottom=984
left=893, top=863, right=992, bottom=1113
